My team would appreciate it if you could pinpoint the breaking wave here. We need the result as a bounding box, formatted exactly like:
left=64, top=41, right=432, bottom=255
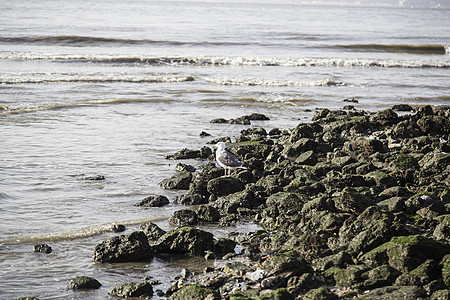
left=2, top=53, right=449, bottom=68
left=206, top=77, right=343, bottom=87
left=0, top=97, right=173, bottom=115
left=0, top=216, right=168, bottom=245
left=0, top=74, right=194, bottom=84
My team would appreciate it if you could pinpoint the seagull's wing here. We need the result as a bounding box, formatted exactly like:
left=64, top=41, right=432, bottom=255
left=218, top=150, right=244, bottom=168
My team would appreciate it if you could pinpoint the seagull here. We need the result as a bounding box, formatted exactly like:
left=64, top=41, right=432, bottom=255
left=212, top=142, right=247, bottom=176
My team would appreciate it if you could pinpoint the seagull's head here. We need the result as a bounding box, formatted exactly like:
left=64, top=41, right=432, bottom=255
left=212, top=141, right=226, bottom=152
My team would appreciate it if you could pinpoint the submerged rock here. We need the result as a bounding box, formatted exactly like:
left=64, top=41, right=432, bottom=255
left=34, top=244, right=52, bottom=254
left=68, top=276, right=102, bottom=290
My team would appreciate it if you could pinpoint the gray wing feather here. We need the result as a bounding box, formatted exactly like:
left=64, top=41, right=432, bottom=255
left=218, top=151, right=243, bottom=167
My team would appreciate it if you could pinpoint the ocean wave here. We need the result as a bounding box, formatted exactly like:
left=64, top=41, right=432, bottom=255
left=2, top=53, right=449, bottom=68
left=0, top=216, right=168, bottom=245
left=333, top=43, right=449, bottom=55
left=205, top=77, right=343, bottom=87
left=0, top=35, right=261, bottom=47
left=0, top=74, right=194, bottom=84
left=0, top=97, right=173, bottom=115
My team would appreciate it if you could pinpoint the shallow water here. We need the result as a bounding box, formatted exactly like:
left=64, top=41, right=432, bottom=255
left=0, top=0, right=449, bottom=298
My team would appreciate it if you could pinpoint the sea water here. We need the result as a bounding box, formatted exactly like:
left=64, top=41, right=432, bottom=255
left=0, top=0, right=449, bottom=298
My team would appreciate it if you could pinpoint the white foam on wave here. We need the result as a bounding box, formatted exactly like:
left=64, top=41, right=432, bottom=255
left=2, top=52, right=449, bottom=68
left=0, top=74, right=194, bottom=84
left=205, top=77, right=343, bottom=87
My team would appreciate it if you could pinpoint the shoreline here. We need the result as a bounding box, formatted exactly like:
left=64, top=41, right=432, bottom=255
left=24, top=105, right=450, bottom=299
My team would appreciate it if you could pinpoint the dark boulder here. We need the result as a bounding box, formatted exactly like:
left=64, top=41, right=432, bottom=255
left=165, top=147, right=212, bottom=160
left=356, top=265, right=401, bottom=290
left=261, top=252, right=312, bottom=277
left=207, top=176, right=245, bottom=197
left=109, top=281, right=153, bottom=298
left=93, top=231, right=152, bottom=263
left=214, top=238, right=236, bottom=257
left=212, top=190, right=260, bottom=215
left=154, top=227, right=214, bottom=255
left=139, top=222, right=166, bottom=240
left=160, top=171, right=192, bottom=190
left=196, top=205, right=220, bottom=223
left=68, top=276, right=102, bottom=290
left=134, top=195, right=170, bottom=207
left=369, top=109, right=399, bottom=126
left=169, top=209, right=198, bottom=227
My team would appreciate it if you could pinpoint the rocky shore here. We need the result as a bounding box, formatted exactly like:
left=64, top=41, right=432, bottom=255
left=63, top=105, right=450, bottom=299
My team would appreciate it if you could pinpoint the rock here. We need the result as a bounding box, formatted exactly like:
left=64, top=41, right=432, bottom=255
left=442, top=254, right=450, bottom=288
left=261, top=252, right=312, bottom=276
left=356, top=285, right=427, bottom=300
left=334, top=187, right=375, bottom=214
left=196, top=205, right=220, bottom=222
left=302, top=287, right=338, bottom=300
left=246, top=269, right=267, bottom=283
left=312, top=251, right=354, bottom=272
left=212, top=190, right=260, bottom=215
left=214, top=238, right=236, bottom=257
left=258, top=288, right=294, bottom=300
left=265, top=192, right=305, bottom=217
left=160, top=171, right=192, bottom=190
left=370, top=109, right=399, bottom=126
left=324, top=265, right=369, bottom=287
left=154, top=227, right=214, bottom=255
left=356, top=265, right=401, bottom=290
left=139, top=222, right=166, bottom=240
left=360, top=235, right=450, bottom=272
left=207, top=177, right=245, bottom=197
left=392, top=104, right=413, bottom=111
left=295, top=150, right=318, bottom=165
left=287, top=273, right=324, bottom=294
left=166, top=147, right=212, bottom=160
left=93, top=231, right=152, bottom=263
left=112, top=224, right=126, bottom=232
left=247, top=113, right=270, bottom=120
left=200, top=131, right=211, bottom=137
left=395, top=259, right=439, bottom=286
left=169, top=209, right=198, bottom=227
left=223, top=261, right=251, bottom=276
left=134, top=195, right=170, bottom=207
left=170, top=284, right=220, bottom=300
left=109, top=281, right=153, bottom=298
left=377, top=197, right=405, bottom=212
left=431, top=289, right=450, bottom=300
left=34, top=244, right=52, bottom=254
left=68, top=276, right=102, bottom=290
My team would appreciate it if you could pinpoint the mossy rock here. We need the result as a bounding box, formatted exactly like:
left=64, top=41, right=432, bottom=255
left=257, top=288, right=294, bottom=300
left=334, top=187, right=375, bottom=214
left=442, top=254, right=450, bottom=288
left=170, top=284, right=220, bottom=300
left=393, top=154, right=419, bottom=169
left=302, top=287, right=338, bottom=300
left=356, top=265, right=401, bottom=290
left=324, top=265, right=369, bottom=287
left=109, top=281, right=153, bottom=298
left=261, top=252, right=312, bottom=276
left=361, top=235, right=450, bottom=272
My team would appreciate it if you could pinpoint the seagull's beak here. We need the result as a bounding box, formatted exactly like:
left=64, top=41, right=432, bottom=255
left=212, top=145, right=217, bottom=149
